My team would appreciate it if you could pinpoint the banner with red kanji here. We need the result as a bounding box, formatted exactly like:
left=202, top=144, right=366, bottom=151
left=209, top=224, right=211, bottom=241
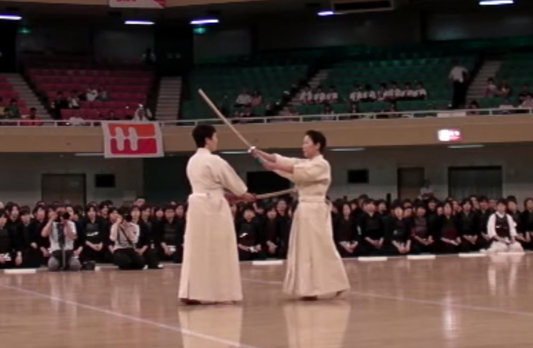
left=102, top=122, right=164, bottom=158
left=109, top=0, right=165, bottom=9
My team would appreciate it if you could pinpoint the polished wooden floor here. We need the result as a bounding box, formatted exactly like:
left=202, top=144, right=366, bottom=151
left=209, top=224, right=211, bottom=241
left=1, top=255, right=533, bottom=348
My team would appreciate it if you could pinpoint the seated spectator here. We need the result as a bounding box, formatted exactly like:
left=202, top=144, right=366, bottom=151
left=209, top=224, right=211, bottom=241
left=0, top=211, right=18, bottom=269
left=518, top=84, right=533, bottom=102
left=288, top=105, right=299, bottom=116
left=21, top=108, right=42, bottom=126
left=276, top=106, right=294, bottom=122
left=98, top=87, right=109, bottom=102
left=298, top=85, right=313, bottom=105
left=86, top=86, right=98, bottom=102
left=109, top=208, right=146, bottom=270
left=250, top=90, right=263, bottom=107
left=388, top=103, right=398, bottom=118
left=346, top=102, right=360, bottom=120
left=7, top=99, right=20, bottom=118
left=484, top=78, right=498, bottom=98
left=237, top=206, right=265, bottom=261
left=499, top=98, right=514, bottom=110
left=133, top=106, right=153, bottom=121
left=321, top=104, right=335, bottom=121
left=154, top=205, right=183, bottom=264
left=349, top=84, right=363, bottom=103
left=376, top=83, right=387, bottom=101
left=313, top=87, right=326, bottom=104
left=106, top=110, right=119, bottom=120
left=265, top=103, right=275, bottom=116
left=241, top=106, right=255, bottom=120
left=51, top=91, right=68, bottom=120
left=414, top=81, right=428, bottom=100
left=484, top=199, right=524, bottom=254
left=499, top=80, right=511, bottom=97
left=467, top=100, right=480, bottom=115
left=520, top=95, right=533, bottom=109
left=142, top=48, right=156, bottom=65
left=235, top=88, right=252, bottom=108
left=385, top=82, right=401, bottom=102
left=68, top=90, right=80, bottom=109
left=77, top=205, right=105, bottom=270
left=361, top=84, right=376, bottom=102
left=402, top=82, right=416, bottom=101
left=41, top=210, right=81, bottom=272
left=325, top=86, right=339, bottom=104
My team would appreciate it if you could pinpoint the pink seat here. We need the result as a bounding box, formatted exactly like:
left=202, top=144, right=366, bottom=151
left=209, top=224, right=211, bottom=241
left=61, top=109, right=74, bottom=119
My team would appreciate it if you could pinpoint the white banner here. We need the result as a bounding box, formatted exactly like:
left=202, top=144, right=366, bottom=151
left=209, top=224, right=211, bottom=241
left=109, top=0, right=165, bottom=9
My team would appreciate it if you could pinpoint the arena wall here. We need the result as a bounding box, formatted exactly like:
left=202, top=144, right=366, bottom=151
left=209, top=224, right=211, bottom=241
left=2, top=144, right=532, bottom=205
left=2, top=115, right=533, bottom=153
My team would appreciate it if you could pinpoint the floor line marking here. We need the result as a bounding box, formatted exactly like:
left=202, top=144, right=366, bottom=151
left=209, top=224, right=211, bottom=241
left=242, top=277, right=533, bottom=318
left=0, top=283, right=265, bottom=348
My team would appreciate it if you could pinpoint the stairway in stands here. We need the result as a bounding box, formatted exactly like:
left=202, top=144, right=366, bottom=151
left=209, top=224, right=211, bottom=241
left=5, top=73, right=50, bottom=119
left=467, top=60, right=503, bottom=102
left=289, top=68, right=331, bottom=104
left=156, top=77, right=182, bottom=120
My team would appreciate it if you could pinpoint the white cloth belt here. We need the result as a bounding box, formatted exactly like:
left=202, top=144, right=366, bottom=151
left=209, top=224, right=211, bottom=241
left=299, top=196, right=327, bottom=203
left=189, top=192, right=224, bottom=199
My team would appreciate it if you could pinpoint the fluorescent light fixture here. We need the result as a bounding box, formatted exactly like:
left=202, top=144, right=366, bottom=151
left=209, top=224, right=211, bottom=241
left=190, top=18, right=219, bottom=25
left=220, top=151, right=248, bottom=155
left=125, top=20, right=155, bottom=26
left=448, top=144, right=484, bottom=149
left=75, top=153, right=104, bottom=157
left=0, top=15, right=22, bottom=21
left=479, top=0, right=513, bottom=5
left=330, top=147, right=365, bottom=152
left=317, top=10, right=335, bottom=17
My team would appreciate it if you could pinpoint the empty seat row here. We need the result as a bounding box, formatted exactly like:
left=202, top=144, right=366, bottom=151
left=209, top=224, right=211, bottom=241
left=31, top=76, right=152, bottom=85
left=29, top=69, right=152, bottom=78
left=39, top=83, right=148, bottom=94
left=61, top=108, right=131, bottom=120
left=46, top=91, right=145, bottom=103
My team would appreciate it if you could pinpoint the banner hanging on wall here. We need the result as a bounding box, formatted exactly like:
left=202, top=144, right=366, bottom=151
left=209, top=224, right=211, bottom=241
left=109, top=0, right=165, bottom=9
left=101, top=122, right=165, bottom=158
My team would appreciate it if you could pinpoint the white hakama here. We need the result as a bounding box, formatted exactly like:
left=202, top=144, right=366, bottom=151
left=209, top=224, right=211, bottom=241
left=179, top=148, right=247, bottom=302
left=274, top=154, right=350, bottom=297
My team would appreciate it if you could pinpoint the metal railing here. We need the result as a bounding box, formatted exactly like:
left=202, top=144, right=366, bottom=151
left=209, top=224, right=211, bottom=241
left=2, top=107, right=532, bottom=127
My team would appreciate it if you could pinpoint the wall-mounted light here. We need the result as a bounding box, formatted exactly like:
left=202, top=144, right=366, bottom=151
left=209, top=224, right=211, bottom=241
left=125, top=20, right=155, bottom=26
left=0, top=15, right=22, bottom=21
left=479, top=0, right=514, bottom=5
left=317, top=10, right=335, bottom=17
left=190, top=18, right=219, bottom=25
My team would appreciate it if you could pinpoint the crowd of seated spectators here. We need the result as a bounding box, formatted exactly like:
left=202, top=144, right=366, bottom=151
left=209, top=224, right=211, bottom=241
left=0, top=192, right=530, bottom=272
left=0, top=98, right=42, bottom=125
left=49, top=89, right=154, bottom=125
left=297, top=81, right=428, bottom=106
left=467, top=80, right=533, bottom=115
left=291, top=81, right=427, bottom=117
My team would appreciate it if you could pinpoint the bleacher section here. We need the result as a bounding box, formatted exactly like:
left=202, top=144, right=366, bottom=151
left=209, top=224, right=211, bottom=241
left=28, top=69, right=153, bottom=120
left=296, top=55, right=477, bottom=115
left=181, top=64, right=310, bottom=120
left=0, top=75, right=30, bottom=114
left=476, top=52, right=533, bottom=109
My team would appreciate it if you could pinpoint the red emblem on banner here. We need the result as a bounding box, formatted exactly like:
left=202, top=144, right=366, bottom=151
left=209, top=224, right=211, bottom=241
left=102, top=122, right=164, bottom=158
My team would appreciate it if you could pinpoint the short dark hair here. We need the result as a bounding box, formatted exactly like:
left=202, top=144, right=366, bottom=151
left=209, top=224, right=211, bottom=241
left=305, top=130, right=327, bottom=153
left=192, top=125, right=216, bottom=148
